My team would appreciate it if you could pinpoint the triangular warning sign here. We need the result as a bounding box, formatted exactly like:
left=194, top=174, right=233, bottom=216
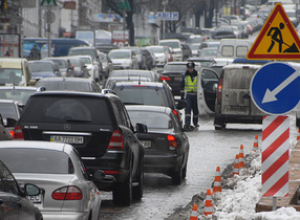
left=247, top=3, right=300, bottom=60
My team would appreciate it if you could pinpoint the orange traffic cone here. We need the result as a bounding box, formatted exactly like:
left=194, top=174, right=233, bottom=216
left=190, top=203, right=198, bottom=220
left=212, top=166, right=222, bottom=194
left=297, top=129, right=300, bottom=141
left=239, top=144, right=245, bottom=169
left=204, top=189, right=213, bottom=216
left=232, top=154, right=240, bottom=177
left=253, top=135, right=259, bottom=152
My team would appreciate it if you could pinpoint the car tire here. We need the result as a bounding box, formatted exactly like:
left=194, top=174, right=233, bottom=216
left=297, top=117, right=300, bottom=128
left=132, top=159, right=144, bottom=200
left=172, top=167, right=182, bottom=185
left=113, top=167, right=132, bottom=206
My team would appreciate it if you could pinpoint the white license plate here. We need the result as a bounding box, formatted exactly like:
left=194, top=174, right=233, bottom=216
left=27, top=194, right=43, bottom=204
left=50, top=135, right=84, bottom=144
left=141, top=140, right=151, bottom=149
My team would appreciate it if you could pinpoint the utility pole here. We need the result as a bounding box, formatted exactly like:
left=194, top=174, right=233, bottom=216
left=118, top=0, right=131, bottom=45
left=162, top=0, right=168, bottom=40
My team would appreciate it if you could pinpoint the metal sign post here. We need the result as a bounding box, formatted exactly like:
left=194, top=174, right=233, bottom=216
left=162, top=0, right=168, bottom=39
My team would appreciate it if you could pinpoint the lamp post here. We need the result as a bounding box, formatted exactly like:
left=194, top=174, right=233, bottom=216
left=162, top=0, right=168, bottom=39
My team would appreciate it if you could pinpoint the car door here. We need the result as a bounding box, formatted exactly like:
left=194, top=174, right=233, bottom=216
left=197, top=67, right=219, bottom=115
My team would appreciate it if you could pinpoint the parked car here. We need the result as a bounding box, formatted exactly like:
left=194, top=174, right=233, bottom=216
left=108, top=49, right=139, bottom=70
left=28, top=60, right=61, bottom=82
left=0, top=141, right=104, bottom=220
left=0, top=113, right=12, bottom=140
left=158, top=39, right=183, bottom=61
left=35, top=77, right=102, bottom=92
left=104, top=69, right=160, bottom=89
left=14, top=91, right=146, bottom=206
left=111, top=81, right=187, bottom=125
left=68, top=46, right=103, bottom=81
left=0, top=159, right=43, bottom=220
left=146, top=45, right=169, bottom=67
left=214, top=63, right=265, bottom=130
left=126, top=105, right=190, bottom=184
left=0, top=86, right=37, bottom=105
left=0, top=58, right=35, bottom=86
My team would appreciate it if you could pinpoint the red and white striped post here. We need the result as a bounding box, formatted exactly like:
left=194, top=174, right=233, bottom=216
left=262, top=115, right=289, bottom=201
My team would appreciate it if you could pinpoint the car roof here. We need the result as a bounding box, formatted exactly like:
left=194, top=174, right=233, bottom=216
left=30, top=90, right=106, bottom=98
left=114, top=81, right=164, bottom=87
left=69, top=46, right=97, bottom=50
left=0, top=140, right=71, bottom=152
left=0, top=99, right=21, bottom=104
left=126, top=105, right=172, bottom=114
left=36, top=77, right=94, bottom=83
left=0, top=86, right=37, bottom=91
left=111, top=69, right=153, bottom=76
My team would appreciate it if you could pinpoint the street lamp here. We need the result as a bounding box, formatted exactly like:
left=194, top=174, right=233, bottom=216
left=162, top=0, right=168, bottom=39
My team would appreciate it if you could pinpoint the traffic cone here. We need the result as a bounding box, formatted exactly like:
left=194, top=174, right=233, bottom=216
left=212, top=166, right=222, bottom=194
left=190, top=203, right=198, bottom=220
left=253, top=135, right=259, bottom=152
left=297, top=129, right=300, bottom=141
left=232, top=154, right=240, bottom=177
left=204, top=189, right=213, bottom=216
left=239, top=144, right=245, bottom=169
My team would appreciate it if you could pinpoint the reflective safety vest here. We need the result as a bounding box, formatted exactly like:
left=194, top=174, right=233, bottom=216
left=184, top=75, right=197, bottom=93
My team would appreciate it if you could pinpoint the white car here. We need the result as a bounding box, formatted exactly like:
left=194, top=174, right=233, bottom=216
left=146, top=45, right=168, bottom=67
left=72, top=55, right=99, bottom=81
left=108, top=49, right=139, bottom=70
left=0, top=141, right=105, bottom=220
left=158, top=39, right=183, bottom=61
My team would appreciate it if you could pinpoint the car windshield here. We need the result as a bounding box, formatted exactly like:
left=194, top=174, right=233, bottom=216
left=69, top=49, right=96, bottom=60
left=108, top=51, right=130, bottom=59
left=149, top=47, right=164, bottom=53
left=35, top=81, right=93, bottom=92
left=29, top=62, right=53, bottom=72
left=0, top=69, right=23, bottom=86
left=0, top=103, right=18, bottom=121
left=68, top=58, right=82, bottom=67
left=0, top=149, right=72, bottom=174
left=159, top=42, right=180, bottom=49
left=113, top=86, right=168, bottom=106
left=80, top=57, right=92, bottom=64
left=128, top=111, right=173, bottom=129
left=0, top=88, right=36, bottom=104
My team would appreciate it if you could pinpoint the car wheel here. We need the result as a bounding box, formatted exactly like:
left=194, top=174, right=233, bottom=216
left=113, top=166, right=132, bottom=206
left=297, top=117, right=300, bottom=127
left=172, top=167, right=182, bottom=185
left=133, top=158, right=144, bottom=200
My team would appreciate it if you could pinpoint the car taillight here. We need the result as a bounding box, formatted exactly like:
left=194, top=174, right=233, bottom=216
left=160, top=75, right=171, bottom=81
left=168, top=135, right=177, bottom=150
left=108, top=130, right=124, bottom=149
left=13, top=126, right=24, bottom=140
left=217, top=78, right=223, bottom=101
left=173, top=110, right=181, bottom=122
left=9, top=131, right=14, bottom=137
left=52, top=186, right=82, bottom=200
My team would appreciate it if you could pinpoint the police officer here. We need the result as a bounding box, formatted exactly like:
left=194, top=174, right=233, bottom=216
left=180, top=62, right=199, bottom=131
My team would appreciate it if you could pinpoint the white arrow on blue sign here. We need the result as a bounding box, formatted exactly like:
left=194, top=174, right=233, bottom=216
left=250, top=62, right=300, bottom=115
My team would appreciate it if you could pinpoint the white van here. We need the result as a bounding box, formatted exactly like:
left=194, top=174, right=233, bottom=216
left=158, top=39, right=183, bottom=61
left=214, top=39, right=252, bottom=64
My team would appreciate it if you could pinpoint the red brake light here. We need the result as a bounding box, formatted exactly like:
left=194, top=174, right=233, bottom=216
left=13, top=126, right=24, bottom=140
left=217, top=78, right=223, bottom=101
left=108, top=130, right=124, bottom=149
left=52, top=186, right=82, bottom=200
left=167, top=135, right=177, bottom=150
left=160, top=75, right=171, bottom=81
left=9, top=131, right=14, bottom=137
left=173, top=110, right=181, bottom=122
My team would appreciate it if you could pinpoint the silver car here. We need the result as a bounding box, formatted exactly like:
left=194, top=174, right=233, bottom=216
left=0, top=141, right=104, bottom=220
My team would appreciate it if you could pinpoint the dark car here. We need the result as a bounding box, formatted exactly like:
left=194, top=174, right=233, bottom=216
left=35, top=77, right=102, bottom=92
left=103, top=69, right=160, bottom=89
left=0, top=159, right=43, bottom=220
left=14, top=91, right=146, bottom=206
left=211, top=26, right=237, bottom=40
left=28, top=60, right=61, bottom=82
left=0, top=113, right=12, bottom=140
left=95, top=44, right=119, bottom=54
left=111, top=81, right=187, bottom=125
left=0, top=99, right=22, bottom=135
left=126, top=105, right=190, bottom=184
left=159, top=61, right=202, bottom=96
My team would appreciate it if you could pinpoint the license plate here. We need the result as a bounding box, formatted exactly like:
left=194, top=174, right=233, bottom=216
left=50, top=135, right=84, bottom=144
left=27, top=194, right=42, bottom=204
left=141, top=140, right=151, bottom=149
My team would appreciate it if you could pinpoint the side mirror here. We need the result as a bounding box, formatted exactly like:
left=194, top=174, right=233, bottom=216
left=136, top=123, right=148, bottom=133
left=24, top=183, right=41, bottom=196
left=92, top=170, right=105, bottom=182
left=176, top=100, right=187, bottom=110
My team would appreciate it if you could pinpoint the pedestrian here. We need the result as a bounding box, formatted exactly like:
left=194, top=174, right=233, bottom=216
left=27, top=44, right=41, bottom=60
left=180, top=62, right=199, bottom=131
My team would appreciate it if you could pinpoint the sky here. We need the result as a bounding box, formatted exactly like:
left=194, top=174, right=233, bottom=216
left=197, top=139, right=300, bottom=220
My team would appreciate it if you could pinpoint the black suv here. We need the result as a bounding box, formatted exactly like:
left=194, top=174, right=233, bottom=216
left=14, top=91, right=146, bottom=205
left=111, top=81, right=187, bottom=125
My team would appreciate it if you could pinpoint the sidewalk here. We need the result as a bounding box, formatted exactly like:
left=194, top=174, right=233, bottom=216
left=256, top=140, right=300, bottom=212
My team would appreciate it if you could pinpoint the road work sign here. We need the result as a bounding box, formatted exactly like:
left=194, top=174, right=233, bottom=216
left=247, top=3, right=300, bottom=60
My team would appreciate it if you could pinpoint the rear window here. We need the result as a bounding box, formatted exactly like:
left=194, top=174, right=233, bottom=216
left=0, top=149, right=73, bottom=174
left=35, top=81, right=92, bottom=92
left=113, top=86, right=168, bottom=106
left=0, top=103, right=18, bottom=121
left=22, top=96, right=112, bottom=124
left=221, top=46, right=234, bottom=57
left=128, top=111, right=172, bottom=129
left=164, top=64, right=200, bottom=72
left=236, top=46, right=249, bottom=57
left=159, top=41, right=180, bottom=49
left=0, top=68, right=23, bottom=86
left=223, top=68, right=258, bottom=89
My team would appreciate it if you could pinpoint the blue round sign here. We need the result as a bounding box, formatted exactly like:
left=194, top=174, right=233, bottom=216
left=250, top=62, right=300, bottom=115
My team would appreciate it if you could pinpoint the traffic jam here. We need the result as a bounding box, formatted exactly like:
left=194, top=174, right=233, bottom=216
left=1, top=0, right=300, bottom=219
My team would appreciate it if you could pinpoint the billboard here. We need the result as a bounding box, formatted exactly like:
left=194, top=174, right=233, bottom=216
left=0, top=34, right=20, bottom=57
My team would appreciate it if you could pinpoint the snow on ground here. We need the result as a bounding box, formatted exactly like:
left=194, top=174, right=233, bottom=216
left=197, top=139, right=300, bottom=220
